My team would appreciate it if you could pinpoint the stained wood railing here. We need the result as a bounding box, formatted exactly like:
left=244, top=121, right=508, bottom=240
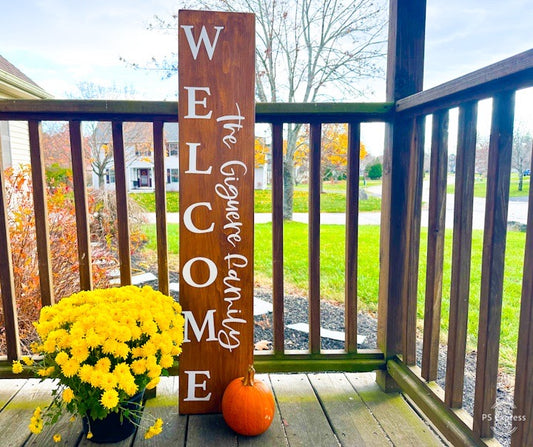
left=0, top=49, right=532, bottom=446
left=382, top=50, right=533, bottom=446
left=0, top=100, right=391, bottom=374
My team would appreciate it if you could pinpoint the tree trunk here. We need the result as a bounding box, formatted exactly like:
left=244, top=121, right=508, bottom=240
left=98, top=174, right=105, bottom=190
left=519, top=172, right=523, bottom=191
left=282, top=123, right=303, bottom=220
left=283, top=158, right=294, bottom=220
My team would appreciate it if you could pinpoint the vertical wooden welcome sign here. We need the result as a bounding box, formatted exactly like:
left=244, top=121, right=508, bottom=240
left=178, top=10, right=255, bottom=414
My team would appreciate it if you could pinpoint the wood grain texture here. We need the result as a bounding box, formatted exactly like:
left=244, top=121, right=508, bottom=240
left=347, top=373, right=444, bottom=446
left=270, top=374, right=338, bottom=446
left=344, top=123, right=360, bottom=353
left=111, top=121, right=132, bottom=286
left=396, top=49, right=533, bottom=115
left=445, top=101, right=477, bottom=408
left=0, top=373, right=448, bottom=446
left=28, top=120, right=54, bottom=306
left=0, top=378, right=25, bottom=409
left=422, top=110, right=449, bottom=381
left=403, top=116, right=425, bottom=366
left=308, top=123, right=321, bottom=354
left=308, top=373, right=391, bottom=446
left=378, top=0, right=426, bottom=384
left=69, top=120, right=93, bottom=291
left=473, top=91, right=515, bottom=438
left=178, top=10, right=255, bottom=413
left=152, top=120, right=169, bottom=296
left=0, top=154, right=21, bottom=360
left=0, top=379, right=55, bottom=446
left=512, top=146, right=533, bottom=446
left=271, top=123, right=285, bottom=354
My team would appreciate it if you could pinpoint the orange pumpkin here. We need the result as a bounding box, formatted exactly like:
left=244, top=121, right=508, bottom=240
left=222, top=365, right=275, bottom=436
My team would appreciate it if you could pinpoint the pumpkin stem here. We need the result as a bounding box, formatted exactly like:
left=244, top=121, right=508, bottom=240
left=242, top=365, right=255, bottom=386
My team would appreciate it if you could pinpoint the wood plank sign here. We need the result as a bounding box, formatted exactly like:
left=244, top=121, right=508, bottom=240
left=178, top=10, right=255, bottom=414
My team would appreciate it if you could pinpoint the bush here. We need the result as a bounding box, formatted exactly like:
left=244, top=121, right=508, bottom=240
left=366, top=163, right=383, bottom=180
left=0, top=166, right=147, bottom=354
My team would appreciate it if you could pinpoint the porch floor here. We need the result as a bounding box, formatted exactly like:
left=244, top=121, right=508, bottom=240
left=0, top=372, right=447, bottom=446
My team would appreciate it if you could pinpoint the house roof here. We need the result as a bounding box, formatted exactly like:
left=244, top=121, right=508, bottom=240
left=0, top=54, right=52, bottom=99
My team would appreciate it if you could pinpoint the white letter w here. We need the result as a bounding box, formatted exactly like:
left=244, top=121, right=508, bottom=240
left=181, top=25, right=224, bottom=60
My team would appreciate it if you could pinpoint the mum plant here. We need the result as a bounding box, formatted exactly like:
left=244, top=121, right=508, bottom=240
left=12, top=285, right=184, bottom=442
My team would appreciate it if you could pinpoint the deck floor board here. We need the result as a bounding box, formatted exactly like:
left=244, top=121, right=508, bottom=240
left=0, top=373, right=446, bottom=446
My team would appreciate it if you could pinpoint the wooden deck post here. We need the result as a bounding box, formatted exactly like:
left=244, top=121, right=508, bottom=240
left=377, top=0, right=426, bottom=391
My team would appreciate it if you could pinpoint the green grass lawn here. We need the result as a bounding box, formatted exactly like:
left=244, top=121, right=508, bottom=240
left=142, top=221, right=524, bottom=369
left=447, top=173, right=530, bottom=198
left=131, top=182, right=382, bottom=213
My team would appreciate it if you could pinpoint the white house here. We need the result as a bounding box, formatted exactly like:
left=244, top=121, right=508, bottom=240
left=0, top=55, right=52, bottom=168
left=93, top=121, right=269, bottom=192
left=92, top=122, right=180, bottom=192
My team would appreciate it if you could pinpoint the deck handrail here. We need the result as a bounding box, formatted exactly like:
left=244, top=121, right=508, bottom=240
left=396, top=49, right=533, bottom=115
left=0, top=100, right=394, bottom=122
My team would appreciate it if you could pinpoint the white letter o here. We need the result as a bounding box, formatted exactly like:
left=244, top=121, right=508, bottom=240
left=182, top=257, right=217, bottom=288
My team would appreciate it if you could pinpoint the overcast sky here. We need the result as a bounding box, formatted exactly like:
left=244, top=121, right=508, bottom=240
left=1, top=0, right=531, bottom=98
left=1, top=0, right=531, bottom=152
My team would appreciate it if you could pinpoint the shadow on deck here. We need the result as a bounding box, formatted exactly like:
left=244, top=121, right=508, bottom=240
left=0, top=373, right=446, bottom=446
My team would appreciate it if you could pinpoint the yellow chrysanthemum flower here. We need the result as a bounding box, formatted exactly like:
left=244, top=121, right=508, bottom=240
left=144, top=418, right=163, bottom=439
left=21, top=356, right=34, bottom=366
left=54, top=351, right=69, bottom=366
left=62, top=387, right=74, bottom=403
left=95, top=358, right=111, bottom=373
left=146, top=376, right=160, bottom=390
left=37, top=366, right=55, bottom=377
left=12, top=361, right=24, bottom=374
left=29, top=407, right=43, bottom=434
left=100, top=389, right=119, bottom=409
left=61, top=358, right=80, bottom=378
left=160, top=354, right=174, bottom=369
left=53, top=433, right=61, bottom=443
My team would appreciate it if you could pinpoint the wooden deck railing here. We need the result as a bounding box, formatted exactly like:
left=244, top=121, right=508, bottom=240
left=0, top=50, right=532, bottom=446
left=381, top=49, right=533, bottom=446
left=0, top=100, right=392, bottom=373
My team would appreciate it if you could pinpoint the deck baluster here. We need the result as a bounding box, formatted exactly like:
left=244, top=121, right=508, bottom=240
left=111, top=121, right=132, bottom=286
left=28, top=120, right=54, bottom=306
left=0, top=153, right=21, bottom=361
left=445, top=101, right=478, bottom=408
left=69, top=120, right=93, bottom=291
left=153, top=120, right=169, bottom=296
left=473, top=91, right=515, bottom=438
left=308, top=123, right=322, bottom=354
left=271, top=123, right=285, bottom=354
left=345, top=122, right=361, bottom=353
left=422, top=109, right=449, bottom=381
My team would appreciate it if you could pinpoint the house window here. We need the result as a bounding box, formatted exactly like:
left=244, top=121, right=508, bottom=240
left=166, top=142, right=178, bottom=157
left=106, top=169, right=115, bottom=184
left=167, top=168, right=179, bottom=183
left=134, top=143, right=152, bottom=157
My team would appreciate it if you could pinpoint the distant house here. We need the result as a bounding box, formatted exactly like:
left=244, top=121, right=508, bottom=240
left=91, top=122, right=180, bottom=192
left=0, top=55, right=52, bottom=168
left=92, top=121, right=269, bottom=192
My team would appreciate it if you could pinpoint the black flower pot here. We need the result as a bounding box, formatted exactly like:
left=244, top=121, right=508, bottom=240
left=82, top=390, right=144, bottom=443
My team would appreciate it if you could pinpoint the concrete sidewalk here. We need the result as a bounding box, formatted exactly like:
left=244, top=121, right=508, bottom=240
left=145, top=197, right=529, bottom=231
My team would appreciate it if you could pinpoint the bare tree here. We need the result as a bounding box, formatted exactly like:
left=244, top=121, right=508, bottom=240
left=512, top=124, right=533, bottom=192
left=70, top=82, right=151, bottom=189
left=475, top=135, right=489, bottom=178
left=142, top=0, right=387, bottom=218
